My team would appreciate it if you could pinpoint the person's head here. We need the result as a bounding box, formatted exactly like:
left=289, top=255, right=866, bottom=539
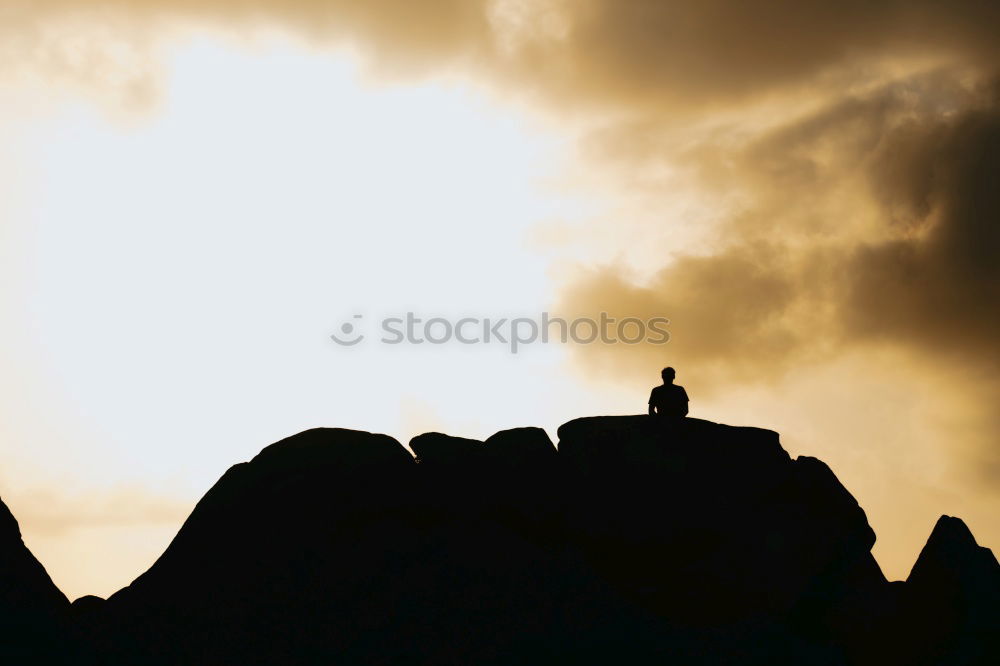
left=661, top=367, right=675, bottom=383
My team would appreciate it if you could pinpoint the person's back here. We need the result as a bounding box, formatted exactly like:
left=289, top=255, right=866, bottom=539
left=648, top=367, right=689, bottom=420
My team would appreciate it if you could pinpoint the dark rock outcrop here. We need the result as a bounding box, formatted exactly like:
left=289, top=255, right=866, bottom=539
left=0, top=496, right=71, bottom=663
left=411, top=431, right=485, bottom=465
left=557, top=418, right=885, bottom=633
left=484, top=426, right=558, bottom=463
left=5, top=416, right=997, bottom=665
left=895, top=516, right=1000, bottom=665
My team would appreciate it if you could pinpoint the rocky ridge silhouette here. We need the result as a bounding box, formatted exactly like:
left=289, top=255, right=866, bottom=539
left=2, top=416, right=997, bottom=664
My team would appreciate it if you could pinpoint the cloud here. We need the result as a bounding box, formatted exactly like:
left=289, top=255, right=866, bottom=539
left=7, top=0, right=996, bottom=416
left=557, top=243, right=812, bottom=387
left=11, top=0, right=983, bottom=481
left=5, top=0, right=999, bottom=115
left=494, top=0, right=1000, bottom=112
left=846, top=79, right=1000, bottom=360
left=3, top=0, right=491, bottom=71
left=557, top=70, right=1000, bottom=373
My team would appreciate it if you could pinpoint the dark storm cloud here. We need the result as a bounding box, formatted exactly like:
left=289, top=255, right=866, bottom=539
left=557, top=73, right=1000, bottom=389
left=500, top=0, right=1000, bottom=111
left=848, top=81, right=1000, bottom=361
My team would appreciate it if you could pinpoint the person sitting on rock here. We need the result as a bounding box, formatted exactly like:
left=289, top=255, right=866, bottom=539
left=648, top=367, right=688, bottom=421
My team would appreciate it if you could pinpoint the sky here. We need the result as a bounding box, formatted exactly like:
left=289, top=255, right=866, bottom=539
left=0, top=0, right=997, bottom=600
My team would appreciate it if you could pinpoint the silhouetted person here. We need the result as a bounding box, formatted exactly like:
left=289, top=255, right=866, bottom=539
left=649, top=367, right=688, bottom=422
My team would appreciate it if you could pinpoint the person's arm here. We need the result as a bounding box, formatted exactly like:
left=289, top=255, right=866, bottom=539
left=648, top=390, right=657, bottom=416
left=681, top=388, right=689, bottom=417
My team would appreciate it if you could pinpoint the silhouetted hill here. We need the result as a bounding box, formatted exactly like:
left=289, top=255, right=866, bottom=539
left=2, top=417, right=997, bottom=664
left=898, top=515, right=1000, bottom=665
left=0, top=496, right=71, bottom=663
